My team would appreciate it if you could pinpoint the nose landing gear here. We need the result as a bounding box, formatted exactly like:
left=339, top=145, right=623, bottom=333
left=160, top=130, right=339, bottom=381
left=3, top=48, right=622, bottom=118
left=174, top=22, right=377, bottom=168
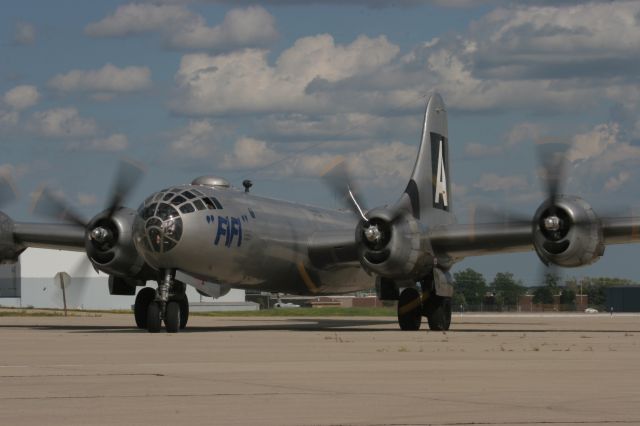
left=133, top=269, right=189, bottom=333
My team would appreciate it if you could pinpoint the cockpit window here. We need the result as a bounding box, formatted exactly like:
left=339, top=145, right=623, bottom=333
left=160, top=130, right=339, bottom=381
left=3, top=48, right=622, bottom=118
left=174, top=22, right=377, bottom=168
left=193, top=199, right=206, bottom=210
left=141, top=203, right=157, bottom=220
left=157, top=203, right=179, bottom=221
left=162, top=192, right=174, bottom=201
left=211, top=197, right=223, bottom=209
left=191, top=189, right=205, bottom=196
left=171, top=195, right=186, bottom=206
left=179, top=203, right=195, bottom=214
left=182, top=190, right=196, bottom=200
left=202, top=197, right=215, bottom=209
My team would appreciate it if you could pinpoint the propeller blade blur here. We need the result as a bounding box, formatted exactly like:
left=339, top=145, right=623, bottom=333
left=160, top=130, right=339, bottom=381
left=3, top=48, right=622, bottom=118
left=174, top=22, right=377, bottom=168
left=31, top=187, right=87, bottom=227
left=105, top=158, right=146, bottom=218
left=0, top=172, right=18, bottom=208
left=322, top=158, right=368, bottom=221
left=536, top=140, right=571, bottom=205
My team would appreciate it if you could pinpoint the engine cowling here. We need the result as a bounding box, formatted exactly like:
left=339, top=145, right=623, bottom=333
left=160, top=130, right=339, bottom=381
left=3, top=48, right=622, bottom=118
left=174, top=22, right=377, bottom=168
left=85, top=207, right=156, bottom=280
left=532, top=195, right=604, bottom=267
left=356, top=208, right=431, bottom=278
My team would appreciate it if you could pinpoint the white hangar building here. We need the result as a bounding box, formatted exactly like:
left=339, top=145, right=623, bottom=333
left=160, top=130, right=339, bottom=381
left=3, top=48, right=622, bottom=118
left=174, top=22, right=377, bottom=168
left=0, top=248, right=251, bottom=311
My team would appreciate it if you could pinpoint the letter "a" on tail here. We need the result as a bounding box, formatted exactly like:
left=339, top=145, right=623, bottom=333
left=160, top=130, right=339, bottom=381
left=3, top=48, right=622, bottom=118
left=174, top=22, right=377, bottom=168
left=398, top=93, right=452, bottom=222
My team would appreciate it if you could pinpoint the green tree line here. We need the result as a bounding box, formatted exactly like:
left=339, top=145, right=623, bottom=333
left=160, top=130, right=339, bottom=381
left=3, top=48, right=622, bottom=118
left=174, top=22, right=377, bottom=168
left=452, top=268, right=636, bottom=310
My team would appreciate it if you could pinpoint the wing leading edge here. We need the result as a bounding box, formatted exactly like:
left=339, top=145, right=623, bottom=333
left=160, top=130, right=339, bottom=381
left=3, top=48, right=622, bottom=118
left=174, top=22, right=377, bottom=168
left=13, top=222, right=85, bottom=252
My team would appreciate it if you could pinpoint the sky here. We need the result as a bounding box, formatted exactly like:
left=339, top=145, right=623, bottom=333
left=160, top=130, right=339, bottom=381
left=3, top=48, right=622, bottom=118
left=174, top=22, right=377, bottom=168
left=2, top=0, right=640, bottom=285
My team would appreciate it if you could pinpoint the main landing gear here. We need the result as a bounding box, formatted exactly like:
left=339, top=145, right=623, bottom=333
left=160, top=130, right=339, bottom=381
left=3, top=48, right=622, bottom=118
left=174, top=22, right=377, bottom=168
left=133, top=269, right=189, bottom=333
left=397, top=287, right=451, bottom=331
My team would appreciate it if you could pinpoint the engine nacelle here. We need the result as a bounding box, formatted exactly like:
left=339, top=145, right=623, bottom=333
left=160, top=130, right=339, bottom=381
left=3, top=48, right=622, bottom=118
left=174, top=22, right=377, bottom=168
left=86, top=208, right=156, bottom=280
left=356, top=208, right=431, bottom=278
left=532, top=195, right=604, bottom=267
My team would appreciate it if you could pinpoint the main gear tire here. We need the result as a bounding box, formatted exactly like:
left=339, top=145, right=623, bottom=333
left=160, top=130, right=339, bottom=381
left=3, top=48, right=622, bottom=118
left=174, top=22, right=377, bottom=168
left=146, top=301, right=162, bottom=333
left=164, top=301, right=180, bottom=333
left=424, top=295, right=452, bottom=331
left=397, top=287, right=422, bottom=331
left=175, top=294, right=189, bottom=329
left=134, top=287, right=156, bottom=329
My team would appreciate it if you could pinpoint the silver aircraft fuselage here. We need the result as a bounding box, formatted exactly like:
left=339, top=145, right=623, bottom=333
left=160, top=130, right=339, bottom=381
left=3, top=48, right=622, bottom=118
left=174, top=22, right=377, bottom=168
left=132, top=183, right=373, bottom=295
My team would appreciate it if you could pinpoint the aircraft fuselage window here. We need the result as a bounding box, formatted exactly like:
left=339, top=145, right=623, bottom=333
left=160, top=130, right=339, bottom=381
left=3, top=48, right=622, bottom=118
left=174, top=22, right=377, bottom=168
left=179, top=203, right=195, bottom=214
left=193, top=199, right=206, bottom=210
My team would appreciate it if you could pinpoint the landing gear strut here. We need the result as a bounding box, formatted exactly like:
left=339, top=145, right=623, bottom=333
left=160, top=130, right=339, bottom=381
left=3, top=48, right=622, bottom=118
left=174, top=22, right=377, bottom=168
left=133, top=269, right=189, bottom=333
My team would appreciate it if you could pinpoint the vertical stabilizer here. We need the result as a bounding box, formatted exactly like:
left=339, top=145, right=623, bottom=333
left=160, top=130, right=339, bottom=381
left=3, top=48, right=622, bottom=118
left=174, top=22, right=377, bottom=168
left=398, top=93, right=452, bottom=223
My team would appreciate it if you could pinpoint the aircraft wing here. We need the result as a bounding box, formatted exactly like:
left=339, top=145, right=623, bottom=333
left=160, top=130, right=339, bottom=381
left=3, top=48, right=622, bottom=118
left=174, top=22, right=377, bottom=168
left=307, top=229, right=359, bottom=269
left=12, top=222, right=86, bottom=252
left=428, top=216, right=640, bottom=261
left=601, top=217, right=640, bottom=245
left=428, top=221, right=533, bottom=260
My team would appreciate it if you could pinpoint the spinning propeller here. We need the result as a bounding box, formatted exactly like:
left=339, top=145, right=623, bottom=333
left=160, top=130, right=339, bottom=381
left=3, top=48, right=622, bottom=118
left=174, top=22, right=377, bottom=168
left=32, top=158, right=146, bottom=281
left=322, top=159, right=390, bottom=249
left=32, top=158, right=145, bottom=237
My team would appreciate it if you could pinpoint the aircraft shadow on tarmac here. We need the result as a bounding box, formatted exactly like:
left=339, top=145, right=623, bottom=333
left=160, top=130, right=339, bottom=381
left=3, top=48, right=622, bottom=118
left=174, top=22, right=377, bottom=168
left=1, top=317, right=640, bottom=334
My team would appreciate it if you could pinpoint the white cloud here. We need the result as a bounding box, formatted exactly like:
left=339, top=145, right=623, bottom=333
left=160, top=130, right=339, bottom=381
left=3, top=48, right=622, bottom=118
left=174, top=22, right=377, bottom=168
left=471, top=2, right=640, bottom=79
left=276, top=140, right=415, bottom=189
left=505, top=122, right=544, bottom=146
left=27, top=108, right=98, bottom=139
left=170, top=120, right=219, bottom=158
left=4, top=85, right=40, bottom=111
left=0, top=85, right=40, bottom=132
left=86, top=4, right=278, bottom=51
left=568, top=123, right=619, bottom=162
left=222, top=137, right=280, bottom=169
left=168, top=6, right=278, bottom=50
left=604, top=170, right=631, bottom=192
left=85, top=3, right=191, bottom=37
left=172, top=34, right=400, bottom=115
left=14, top=22, right=36, bottom=45
left=48, top=64, right=151, bottom=93
left=0, top=110, right=19, bottom=128
left=0, top=163, right=29, bottom=180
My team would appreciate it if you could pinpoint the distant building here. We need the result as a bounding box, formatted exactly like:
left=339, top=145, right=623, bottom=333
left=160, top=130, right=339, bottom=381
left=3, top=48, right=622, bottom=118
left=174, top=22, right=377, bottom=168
left=0, top=249, right=248, bottom=310
left=605, top=286, right=640, bottom=312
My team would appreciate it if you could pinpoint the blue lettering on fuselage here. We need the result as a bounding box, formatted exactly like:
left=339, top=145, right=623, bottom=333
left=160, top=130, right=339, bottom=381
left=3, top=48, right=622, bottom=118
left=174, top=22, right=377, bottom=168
left=211, top=215, right=243, bottom=248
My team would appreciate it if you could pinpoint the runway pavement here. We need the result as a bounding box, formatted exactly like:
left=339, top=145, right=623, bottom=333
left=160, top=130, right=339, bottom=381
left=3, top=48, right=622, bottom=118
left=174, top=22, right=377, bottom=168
left=1, top=312, right=640, bottom=425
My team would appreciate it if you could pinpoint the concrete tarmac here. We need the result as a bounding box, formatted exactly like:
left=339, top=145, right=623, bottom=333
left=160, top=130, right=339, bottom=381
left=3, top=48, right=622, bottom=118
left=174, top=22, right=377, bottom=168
left=1, top=312, right=640, bottom=426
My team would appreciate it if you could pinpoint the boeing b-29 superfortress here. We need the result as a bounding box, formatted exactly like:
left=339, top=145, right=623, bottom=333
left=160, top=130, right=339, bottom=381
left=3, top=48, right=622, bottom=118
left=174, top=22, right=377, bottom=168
left=2, top=93, right=638, bottom=332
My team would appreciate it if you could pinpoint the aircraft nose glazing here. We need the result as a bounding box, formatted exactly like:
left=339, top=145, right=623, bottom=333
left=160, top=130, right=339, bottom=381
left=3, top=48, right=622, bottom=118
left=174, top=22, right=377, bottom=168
left=134, top=199, right=184, bottom=254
